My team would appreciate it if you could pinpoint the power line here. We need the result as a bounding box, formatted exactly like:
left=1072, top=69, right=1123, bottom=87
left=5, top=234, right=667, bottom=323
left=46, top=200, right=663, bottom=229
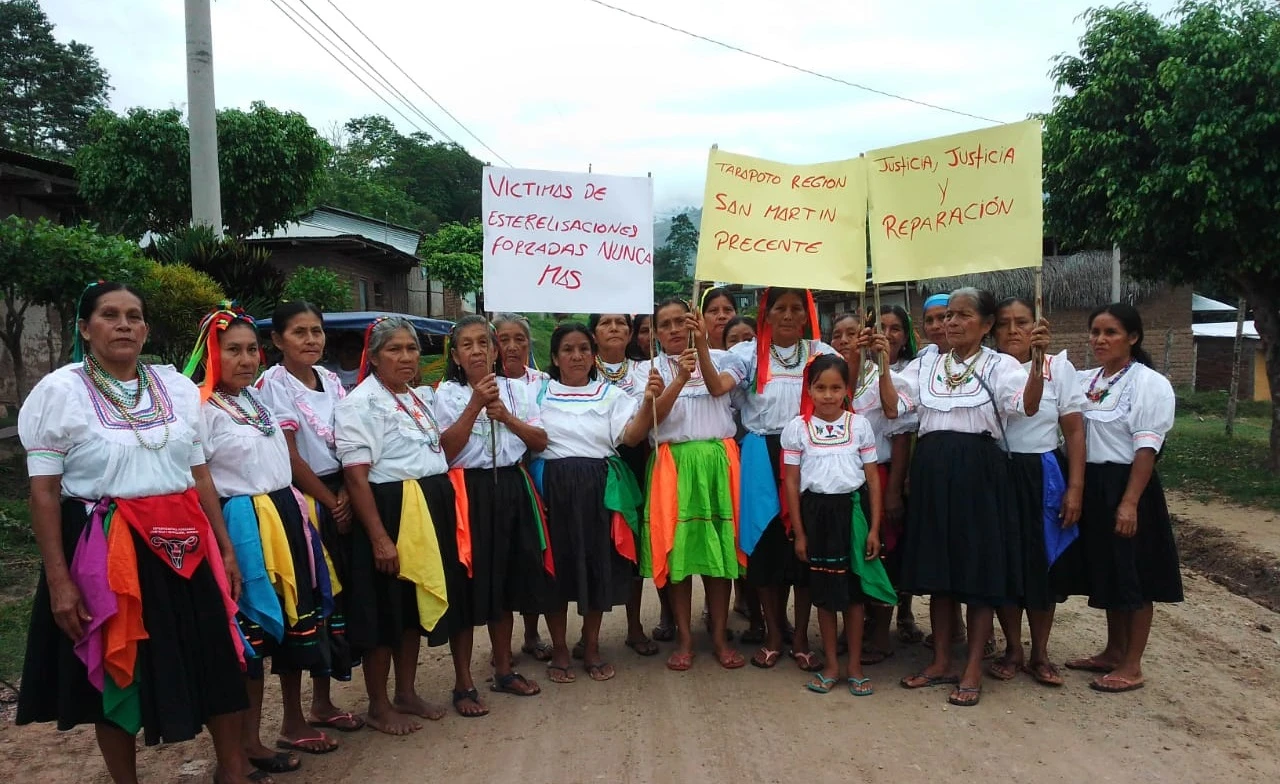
left=579, top=0, right=1004, bottom=125
left=326, top=0, right=512, bottom=166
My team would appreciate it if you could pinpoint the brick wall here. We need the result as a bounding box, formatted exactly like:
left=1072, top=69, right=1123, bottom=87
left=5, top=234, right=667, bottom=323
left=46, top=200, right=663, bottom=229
left=266, top=245, right=412, bottom=314
left=0, top=303, right=65, bottom=406
left=1196, top=336, right=1260, bottom=398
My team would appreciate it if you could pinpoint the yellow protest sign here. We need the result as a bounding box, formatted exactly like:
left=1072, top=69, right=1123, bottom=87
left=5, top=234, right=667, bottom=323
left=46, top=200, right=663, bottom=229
left=867, top=120, right=1042, bottom=283
left=695, top=149, right=867, bottom=291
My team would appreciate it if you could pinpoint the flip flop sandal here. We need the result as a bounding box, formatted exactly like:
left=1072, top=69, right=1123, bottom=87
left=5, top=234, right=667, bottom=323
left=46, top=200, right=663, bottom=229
left=276, top=735, right=337, bottom=755
left=249, top=752, right=300, bottom=773
left=451, top=688, right=489, bottom=717
left=1090, top=675, right=1145, bottom=693
left=584, top=661, right=616, bottom=681
left=986, top=659, right=1020, bottom=681
left=750, top=648, right=781, bottom=669
left=625, top=637, right=660, bottom=656
left=520, top=641, right=553, bottom=662
left=860, top=649, right=894, bottom=666
left=651, top=623, right=676, bottom=642
left=805, top=673, right=837, bottom=694
left=900, top=672, right=960, bottom=689
left=546, top=664, right=576, bottom=684
left=848, top=677, right=874, bottom=697
left=716, top=649, right=746, bottom=670
left=308, top=711, right=364, bottom=732
left=665, top=651, right=694, bottom=671
left=948, top=686, right=982, bottom=707
left=792, top=651, right=824, bottom=672
left=1065, top=657, right=1114, bottom=673
left=491, top=671, right=541, bottom=696
left=1023, top=662, right=1065, bottom=687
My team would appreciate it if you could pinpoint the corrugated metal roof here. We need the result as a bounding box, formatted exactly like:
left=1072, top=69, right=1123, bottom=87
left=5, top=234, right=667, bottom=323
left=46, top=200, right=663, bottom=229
left=1193, top=320, right=1258, bottom=339
left=1192, top=293, right=1237, bottom=313
left=253, top=206, right=422, bottom=255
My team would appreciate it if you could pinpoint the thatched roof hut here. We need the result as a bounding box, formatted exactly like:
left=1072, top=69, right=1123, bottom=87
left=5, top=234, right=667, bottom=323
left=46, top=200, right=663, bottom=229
left=919, top=251, right=1165, bottom=311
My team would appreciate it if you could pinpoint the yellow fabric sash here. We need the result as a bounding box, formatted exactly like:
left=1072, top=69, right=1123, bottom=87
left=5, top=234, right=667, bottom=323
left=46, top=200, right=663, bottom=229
left=253, top=494, right=300, bottom=626
left=303, top=495, right=344, bottom=596
left=396, top=479, right=449, bottom=631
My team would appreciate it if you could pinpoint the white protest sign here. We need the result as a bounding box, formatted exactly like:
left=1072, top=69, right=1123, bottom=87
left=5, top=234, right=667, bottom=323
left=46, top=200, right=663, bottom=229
left=481, top=166, right=654, bottom=314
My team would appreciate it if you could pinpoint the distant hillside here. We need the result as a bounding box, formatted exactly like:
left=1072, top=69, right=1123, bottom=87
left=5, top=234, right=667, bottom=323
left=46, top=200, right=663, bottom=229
left=653, top=207, right=702, bottom=248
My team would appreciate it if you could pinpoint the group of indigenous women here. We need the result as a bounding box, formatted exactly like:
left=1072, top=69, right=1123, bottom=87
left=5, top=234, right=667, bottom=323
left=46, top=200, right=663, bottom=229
left=15, top=279, right=1182, bottom=782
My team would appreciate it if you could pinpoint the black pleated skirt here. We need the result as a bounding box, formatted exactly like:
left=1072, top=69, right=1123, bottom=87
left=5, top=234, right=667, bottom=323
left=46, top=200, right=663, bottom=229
left=542, top=457, right=633, bottom=614
left=346, top=474, right=457, bottom=651
left=746, top=434, right=806, bottom=589
left=801, top=491, right=867, bottom=611
left=900, top=431, right=1022, bottom=607
left=17, top=499, right=248, bottom=745
left=1008, top=452, right=1072, bottom=611
left=1076, top=463, right=1183, bottom=611
left=310, top=471, right=356, bottom=678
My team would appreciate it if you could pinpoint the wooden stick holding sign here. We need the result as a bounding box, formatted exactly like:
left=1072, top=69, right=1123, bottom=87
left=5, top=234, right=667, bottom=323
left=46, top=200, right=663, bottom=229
left=873, top=284, right=887, bottom=375
left=1033, top=268, right=1045, bottom=375
left=485, top=312, right=499, bottom=486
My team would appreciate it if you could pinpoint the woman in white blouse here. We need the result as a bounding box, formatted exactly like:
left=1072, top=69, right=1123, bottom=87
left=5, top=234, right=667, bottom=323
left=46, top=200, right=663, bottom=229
left=190, top=306, right=337, bottom=770
left=990, top=297, right=1086, bottom=688
left=17, top=282, right=260, bottom=784
left=729, top=287, right=833, bottom=671
left=334, top=317, right=455, bottom=735
left=536, top=323, right=660, bottom=682
left=875, top=287, right=1046, bottom=707
left=436, top=315, right=552, bottom=713
left=1064, top=303, right=1181, bottom=693
left=256, top=301, right=362, bottom=735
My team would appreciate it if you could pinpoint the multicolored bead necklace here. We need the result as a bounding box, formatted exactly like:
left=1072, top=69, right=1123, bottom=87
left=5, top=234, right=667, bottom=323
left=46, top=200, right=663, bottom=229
left=212, top=388, right=276, bottom=436
left=770, top=340, right=807, bottom=370
left=1085, top=361, right=1133, bottom=404
left=377, top=377, right=442, bottom=452
left=940, top=350, right=980, bottom=390
left=83, top=353, right=171, bottom=451
left=596, top=357, right=629, bottom=383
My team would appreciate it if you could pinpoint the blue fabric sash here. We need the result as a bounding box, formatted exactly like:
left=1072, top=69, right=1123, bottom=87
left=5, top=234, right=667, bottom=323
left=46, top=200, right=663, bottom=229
left=222, top=496, right=286, bottom=643
left=1042, top=452, right=1077, bottom=565
left=738, top=432, right=781, bottom=556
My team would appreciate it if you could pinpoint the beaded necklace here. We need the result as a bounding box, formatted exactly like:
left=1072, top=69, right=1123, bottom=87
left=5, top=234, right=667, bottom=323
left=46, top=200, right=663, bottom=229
left=212, top=388, right=276, bottom=436
left=940, top=350, right=981, bottom=391
left=770, top=340, right=807, bottom=370
left=83, top=353, right=171, bottom=451
left=596, top=357, right=630, bottom=383
left=377, top=377, right=442, bottom=452
left=1086, top=361, right=1133, bottom=404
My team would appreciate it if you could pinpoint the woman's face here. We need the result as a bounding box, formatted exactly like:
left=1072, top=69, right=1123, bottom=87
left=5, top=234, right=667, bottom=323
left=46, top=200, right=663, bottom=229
left=922, top=305, right=949, bottom=349
left=593, top=315, right=631, bottom=357
left=554, top=330, right=594, bottom=386
left=218, top=322, right=261, bottom=394
left=994, top=302, right=1035, bottom=361
left=880, top=312, right=907, bottom=359
left=944, top=297, right=991, bottom=353
left=273, top=311, right=325, bottom=367
left=451, top=323, right=493, bottom=382
left=633, top=316, right=652, bottom=351
left=766, top=292, right=807, bottom=344
left=1089, top=312, right=1139, bottom=368
left=656, top=304, right=689, bottom=355
left=81, top=289, right=148, bottom=367
left=704, top=294, right=736, bottom=345
left=496, top=321, right=530, bottom=377
left=725, top=322, right=755, bottom=349
left=372, top=327, right=421, bottom=388
left=829, top=317, right=860, bottom=363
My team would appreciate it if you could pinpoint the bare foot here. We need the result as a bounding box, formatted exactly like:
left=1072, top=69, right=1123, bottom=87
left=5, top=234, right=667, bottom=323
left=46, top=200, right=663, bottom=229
left=276, top=728, right=338, bottom=754
left=306, top=707, right=364, bottom=732
left=364, top=705, right=421, bottom=736
left=393, top=692, right=447, bottom=721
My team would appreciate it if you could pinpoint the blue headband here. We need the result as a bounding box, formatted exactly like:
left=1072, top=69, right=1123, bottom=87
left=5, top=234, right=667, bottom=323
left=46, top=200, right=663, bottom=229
left=923, top=293, right=950, bottom=311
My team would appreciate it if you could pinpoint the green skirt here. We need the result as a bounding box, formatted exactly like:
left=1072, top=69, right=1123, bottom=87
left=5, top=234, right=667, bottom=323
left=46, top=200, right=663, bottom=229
left=642, top=439, right=741, bottom=583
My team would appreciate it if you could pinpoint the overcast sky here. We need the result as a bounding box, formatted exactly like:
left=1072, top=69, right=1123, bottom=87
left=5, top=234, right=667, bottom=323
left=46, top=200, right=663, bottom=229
left=42, top=0, right=1179, bottom=214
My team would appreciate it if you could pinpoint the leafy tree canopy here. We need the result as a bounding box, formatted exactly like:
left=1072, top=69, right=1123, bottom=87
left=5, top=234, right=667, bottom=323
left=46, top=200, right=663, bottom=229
left=418, top=219, right=482, bottom=297
left=282, top=266, right=354, bottom=314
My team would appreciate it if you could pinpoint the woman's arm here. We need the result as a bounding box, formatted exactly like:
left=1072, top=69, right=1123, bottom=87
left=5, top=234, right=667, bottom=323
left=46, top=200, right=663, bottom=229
left=685, top=311, right=736, bottom=397
left=496, top=409, right=549, bottom=453
left=1059, top=412, right=1085, bottom=527
left=783, top=463, right=805, bottom=562
left=440, top=397, right=484, bottom=461
left=192, top=463, right=241, bottom=602
left=284, top=430, right=346, bottom=522
left=1115, top=448, right=1157, bottom=538
left=621, top=374, right=663, bottom=446
left=29, top=475, right=90, bottom=640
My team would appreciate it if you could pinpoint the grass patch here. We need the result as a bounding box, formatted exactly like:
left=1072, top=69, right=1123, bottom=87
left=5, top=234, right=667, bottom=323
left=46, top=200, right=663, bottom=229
left=1174, top=386, right=1270, bottom=419
left=0, top=495, right=37, bottom=683
left=1162, top=412, right=1279, bottom=512
left=0, top=598, right=32, bottom=682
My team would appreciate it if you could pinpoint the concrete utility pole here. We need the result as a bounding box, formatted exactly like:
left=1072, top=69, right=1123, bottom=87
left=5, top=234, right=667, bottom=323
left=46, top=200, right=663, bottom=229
left=186, top=0, right=223, bottom=237
left=1110, top=244, right=1122, bottom=302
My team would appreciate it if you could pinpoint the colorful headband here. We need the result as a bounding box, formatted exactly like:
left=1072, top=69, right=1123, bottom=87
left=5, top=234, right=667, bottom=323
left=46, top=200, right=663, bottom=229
left=755, top=287, right=821, bottom=395
left=356, top=316, right=390, bottom=384
left=71, top=280, right=107, bottom=362
left=923, top=293, right=950, bottom=312
left=182, top=301, right=255, bottom=403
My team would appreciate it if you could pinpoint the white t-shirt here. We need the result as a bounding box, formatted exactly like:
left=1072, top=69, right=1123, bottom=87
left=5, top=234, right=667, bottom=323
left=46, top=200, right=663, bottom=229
left=200, top=390, right=292, bottom=497
left=1078, top=362, right=1176, bottom=463
left=892, top=347, right=1030, bottom=439
left=780, top=412, right=878, bottom=495
left=731, top=339, right=836, bottom=435
left=435, top=377, right=542, bottom=469
left=19, top=363, right=203, bottom=500
left=537, top=379, right=639, bottom=460
left=335, top=376, right=449, bottom=482
left=255, top=364, right=345, bottom=478
left=632, top=350, right=744, bottom=445
left=1006, top=351, right=1085, bottom=454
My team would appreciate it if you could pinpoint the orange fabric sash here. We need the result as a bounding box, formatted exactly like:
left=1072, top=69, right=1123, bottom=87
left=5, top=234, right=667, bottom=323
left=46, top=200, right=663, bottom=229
left=104, top=513, right=145, bottom=689
left=448, top=468, right=472, bottom=577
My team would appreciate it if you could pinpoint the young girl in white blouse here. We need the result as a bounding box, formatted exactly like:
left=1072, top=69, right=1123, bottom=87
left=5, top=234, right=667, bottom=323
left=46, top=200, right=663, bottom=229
left=435, top=315, right=552, bottom=714
left=534, top=323, right=661, bottom=683
left=334, top=317, right=455, bottom=735
left=256, top=301, right=362, bottom=736
left=1065, top=303, right=1181, bottom=694
left=781, top=355, right=895, bottom=696
left=189, top=306, right=337, bottom=771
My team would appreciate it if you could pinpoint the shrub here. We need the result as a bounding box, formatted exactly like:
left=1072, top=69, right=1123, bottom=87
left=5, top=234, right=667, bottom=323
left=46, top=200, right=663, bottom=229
left=136, top=262, right=226, bottom=365
left=282, top=266, right=353, bottom=313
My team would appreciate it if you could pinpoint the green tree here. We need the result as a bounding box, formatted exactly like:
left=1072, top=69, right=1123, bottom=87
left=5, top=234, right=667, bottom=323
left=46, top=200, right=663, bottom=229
left=665, top=212, right=700, bottom=273
left=1043, top=0, right=1280, bottom=471
left=419, top=219, right=482, bottom=296
left=75, top=101, right=329, bottom=238
left=135, top=262, right=226, bottom=365
left=282, top=266, right=354, bottom=313
left=0, top=216, right=149, bottom=400
left=0, top=0, right=110, bottom=157
left=653, top=211, right=698, bottom=301
left=145, top=225, right=284, bottom=319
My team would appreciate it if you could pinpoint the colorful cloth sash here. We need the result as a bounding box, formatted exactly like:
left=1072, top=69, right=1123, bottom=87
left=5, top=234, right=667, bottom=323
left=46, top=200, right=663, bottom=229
left=604, top=455, right=643, bottom=563
left=395, top=479, right=449, bottom=632
left=115, top=493, right=211, bottom=579
left=1041, top=452, right=1077, bottom=566
left=447, top=468, right=472, bottom=577
left=450, top=467, right=556, bottom=579
left=738, top=432, right=781, bottom=556
left=222, top=496, right=286, bottom=642
left=70, top=502, right=117, bottom=693
left=647, top=439, right=743, bottom=588
left=250, top=493, right=301, bottom=627
left=849, top=491, right=897, bottom=606
left=302, top=493, right=344, bottom=596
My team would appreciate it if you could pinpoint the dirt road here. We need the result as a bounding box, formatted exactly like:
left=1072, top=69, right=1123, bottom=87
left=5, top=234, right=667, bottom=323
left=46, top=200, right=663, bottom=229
left=3, top=556, right=1279, bottom=784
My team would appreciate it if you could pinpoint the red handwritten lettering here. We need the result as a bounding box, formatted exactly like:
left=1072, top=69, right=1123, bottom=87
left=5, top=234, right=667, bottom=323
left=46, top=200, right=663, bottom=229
left=485, top=211, right=639, bottom=238
left=489, top=236, right=588, bottom=257
left=537, top=265, right=583, bottom=290
left=713, top=193, right=752, bottom=216
left=597, top=241, right=653, bottom=266
left=584, top=183, right=607, bottom=201
left=790, top=175, right=847, bottom=190
left=762, top=205, right=838, bottom=223
left=712, top=231, right=823, bottom=255
left=715, top=163, right=782, bottom=184
left=945, top=145, right=1016, bottom=169
left=874, top=155, right=937, bottom=175
left=486, top=174, right=574, bottom=200
left=881, top=197, right=1016, bottom=240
